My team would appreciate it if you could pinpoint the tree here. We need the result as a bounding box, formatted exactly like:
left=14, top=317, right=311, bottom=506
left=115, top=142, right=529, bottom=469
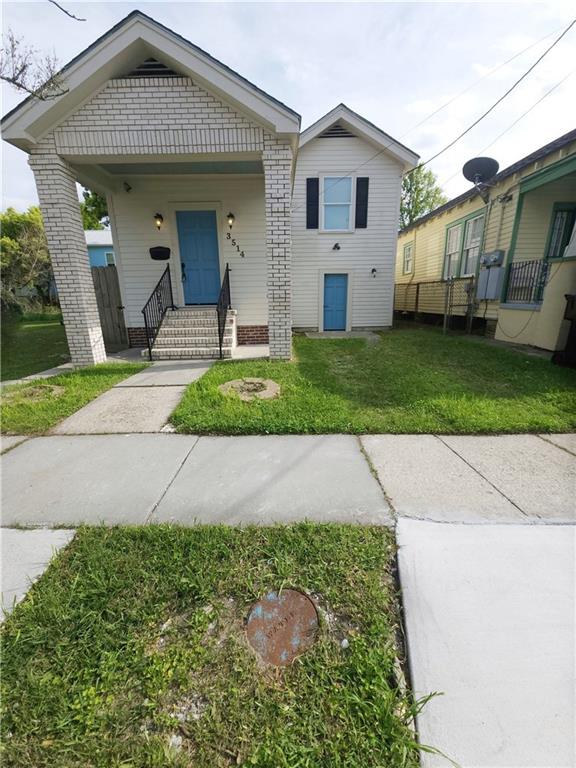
left=80, top=189, right=109, bottom=229
left=0, top=207, right=54, bottom=313
left=0, top=1, right=84, bottom=100
left=400, top=165, right=448, bottom=230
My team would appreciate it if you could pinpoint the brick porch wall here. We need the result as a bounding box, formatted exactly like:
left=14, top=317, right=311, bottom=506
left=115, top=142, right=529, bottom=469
left=237, top=325, right=269, bottom=345
left=127, top=327, right=148, bottom=347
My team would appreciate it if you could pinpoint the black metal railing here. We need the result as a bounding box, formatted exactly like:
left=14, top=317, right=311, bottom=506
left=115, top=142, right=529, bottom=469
left=504, top=259, right=549, bottom=305
left=141, top=264, right=175, bottom=360
left=217, top=263, right=231, bottom=359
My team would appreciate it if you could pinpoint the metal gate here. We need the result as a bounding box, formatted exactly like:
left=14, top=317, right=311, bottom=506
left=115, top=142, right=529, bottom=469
left=91, top=266, right=128, bottom=350
left=443, top=276, right=476, bottom=334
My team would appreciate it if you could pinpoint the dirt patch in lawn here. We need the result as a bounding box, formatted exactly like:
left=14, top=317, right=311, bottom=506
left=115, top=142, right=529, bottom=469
left=218, top=377, right=281, bottom=401
left=3, top=384, right=65, bottom=401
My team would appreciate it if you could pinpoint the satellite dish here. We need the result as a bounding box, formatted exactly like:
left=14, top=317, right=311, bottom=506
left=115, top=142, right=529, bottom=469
left=463, top=157, right=499, bottom=185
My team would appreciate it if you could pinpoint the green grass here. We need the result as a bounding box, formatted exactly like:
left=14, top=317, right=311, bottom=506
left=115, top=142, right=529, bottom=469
left=1, top=362, right=147, bottom=434
left=172, top=330, right=576, bottom=435
left=0, top=524, right=428, bottom=768
left=1, top=318, right=69, bottom=381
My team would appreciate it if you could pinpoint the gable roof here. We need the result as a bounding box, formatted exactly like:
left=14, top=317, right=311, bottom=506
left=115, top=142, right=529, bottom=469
left=2, top=11, right=300, bottom=150
left=299, top=104, right=419, bottom=170
left=400, top=127, right=576, bottom=234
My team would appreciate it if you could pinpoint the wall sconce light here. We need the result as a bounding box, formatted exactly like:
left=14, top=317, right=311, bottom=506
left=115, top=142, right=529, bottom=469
left=371, top=268, right=377, bottom=278
left=332, top=242, right=341, bottom=251
left=154, top=213, right=164, bottom=231
left=227, top=212, right=235, bottom=229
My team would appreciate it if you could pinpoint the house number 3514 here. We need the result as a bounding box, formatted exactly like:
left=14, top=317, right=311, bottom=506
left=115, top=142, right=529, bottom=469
left=226, top=231, right=245, bottom=257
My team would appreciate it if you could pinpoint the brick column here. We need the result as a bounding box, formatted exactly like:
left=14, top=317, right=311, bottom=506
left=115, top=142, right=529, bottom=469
left=29, top=151, right=106, bottom=366
left=263, top=138, right=293, bottom=360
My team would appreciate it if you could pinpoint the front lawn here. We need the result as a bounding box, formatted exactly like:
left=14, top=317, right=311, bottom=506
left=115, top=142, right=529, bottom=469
left=0, top=524, right=426, bottom=767
left=172, top=330, right=576, bottom=435
left=1, top=362, right=147, bottom=434
left=1, top=318, right=69, bottom=381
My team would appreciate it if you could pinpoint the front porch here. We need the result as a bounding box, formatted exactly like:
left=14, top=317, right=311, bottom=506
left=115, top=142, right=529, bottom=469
left=496, top=157, right=576, bottom=351
left=2, top=12, right=301, bottom=366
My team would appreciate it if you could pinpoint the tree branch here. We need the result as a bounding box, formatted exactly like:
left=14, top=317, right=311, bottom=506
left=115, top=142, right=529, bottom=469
left=47, top=0, right=86, bottom=21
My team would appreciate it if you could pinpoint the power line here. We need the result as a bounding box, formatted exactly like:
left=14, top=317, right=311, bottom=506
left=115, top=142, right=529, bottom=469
left=438, top=69, right=576, bottom=189
left=292, top=21, right=574, bottom=213
left=400, top=24, right=564, bottom=140
left=409, top=18, right=576, bottom=174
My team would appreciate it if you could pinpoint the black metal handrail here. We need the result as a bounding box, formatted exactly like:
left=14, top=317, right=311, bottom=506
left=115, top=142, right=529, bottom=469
left=141, top=264, right=175, bottom=360
left=504, top=259, right=549, bottom=304
left=217, top=263, right=231, bottom=359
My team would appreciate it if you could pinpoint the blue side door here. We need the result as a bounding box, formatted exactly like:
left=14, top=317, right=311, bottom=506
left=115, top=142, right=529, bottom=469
left=323, top=274, right=348, bottom=330
left=176, top=211, right=221, bottom=304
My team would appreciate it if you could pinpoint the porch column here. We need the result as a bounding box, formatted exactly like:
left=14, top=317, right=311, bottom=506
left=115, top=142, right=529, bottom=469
left=263, top=139, right=293, bottom=360
left=29, top=151, right=106, bottom=366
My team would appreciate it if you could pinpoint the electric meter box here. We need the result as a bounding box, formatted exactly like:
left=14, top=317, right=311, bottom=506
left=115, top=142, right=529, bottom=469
left=479, top=250, right=505, bottom=267
left=477, top=265, right=504, bottom=301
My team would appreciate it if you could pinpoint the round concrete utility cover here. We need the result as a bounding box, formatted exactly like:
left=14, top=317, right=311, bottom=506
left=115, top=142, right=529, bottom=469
left=246, top=589, right=319, bottom=666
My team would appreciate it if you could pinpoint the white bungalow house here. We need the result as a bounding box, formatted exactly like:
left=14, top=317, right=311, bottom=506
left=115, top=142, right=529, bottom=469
left=1, top=11, right=418, bottom=364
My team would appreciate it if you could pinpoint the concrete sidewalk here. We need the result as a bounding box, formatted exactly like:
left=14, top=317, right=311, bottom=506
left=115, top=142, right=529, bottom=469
left=1, top=528, right=75, bottom=617
left=1, top=433, right=574, bottom=527
left=1, top=434, right=391, bottom=527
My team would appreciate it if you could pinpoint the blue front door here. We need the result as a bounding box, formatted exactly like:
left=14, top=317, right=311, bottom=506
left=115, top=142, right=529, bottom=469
left=176, top=211, right=221, bottom=304
left=323, top=274, right=348, bottom=330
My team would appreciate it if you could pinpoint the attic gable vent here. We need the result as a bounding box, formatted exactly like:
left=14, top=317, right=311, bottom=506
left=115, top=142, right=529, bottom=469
left=123, top=58, right=180, bottom=78
left=319, top=122, right=356, bottom=139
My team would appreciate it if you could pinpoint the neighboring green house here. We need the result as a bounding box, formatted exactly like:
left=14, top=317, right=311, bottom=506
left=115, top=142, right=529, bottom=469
left=395, top=129, right=576, bottom=353
left=85, top=230, right=115, bottom=267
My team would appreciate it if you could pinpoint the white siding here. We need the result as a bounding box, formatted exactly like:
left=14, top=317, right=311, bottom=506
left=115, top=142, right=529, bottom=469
left=108, top=174, right=266, bottom=328
left=291, top=136, right=403, bottom=329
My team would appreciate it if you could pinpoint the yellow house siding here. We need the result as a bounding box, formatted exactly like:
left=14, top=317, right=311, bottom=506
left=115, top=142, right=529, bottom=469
left=395, top=139, right=576, bottom=324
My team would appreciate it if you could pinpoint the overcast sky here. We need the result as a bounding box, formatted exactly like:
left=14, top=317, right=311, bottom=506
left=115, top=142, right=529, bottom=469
left=2, top=0, right=575, bottom=210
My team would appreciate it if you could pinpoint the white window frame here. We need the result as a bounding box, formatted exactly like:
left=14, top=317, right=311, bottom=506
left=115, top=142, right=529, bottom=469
left=105, top=251, right=115, bottom=266
left=460, top=214, right=485, bottom=277
left=320, top=175, right=356, bottom=233
left=402, top=242, right=414, bottom=275
left=444, top=224, right=462, bottom=279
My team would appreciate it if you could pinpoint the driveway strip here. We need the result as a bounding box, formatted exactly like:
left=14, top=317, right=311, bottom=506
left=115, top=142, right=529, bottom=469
left=398, top=518, right=575, bottom=767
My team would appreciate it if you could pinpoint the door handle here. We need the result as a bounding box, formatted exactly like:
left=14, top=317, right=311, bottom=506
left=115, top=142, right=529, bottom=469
left=181, top=262, right=186, bottom=282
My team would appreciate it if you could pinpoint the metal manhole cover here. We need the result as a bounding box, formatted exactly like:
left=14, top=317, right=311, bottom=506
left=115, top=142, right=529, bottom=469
left=246, top=589, right=318, bottom=666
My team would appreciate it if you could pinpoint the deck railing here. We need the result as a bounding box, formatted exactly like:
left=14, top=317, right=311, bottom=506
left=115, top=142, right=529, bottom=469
left=504, top=259, right=549, bottom=304
left=141, top=265, right=175, bottom=360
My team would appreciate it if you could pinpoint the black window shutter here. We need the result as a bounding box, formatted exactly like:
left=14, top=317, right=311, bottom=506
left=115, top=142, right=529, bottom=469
left=355, top=177, right=369, bottom=228
left=306, top=178, right=319, bottom=229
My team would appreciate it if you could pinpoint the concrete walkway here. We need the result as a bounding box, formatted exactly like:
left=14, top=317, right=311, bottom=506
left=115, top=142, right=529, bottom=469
left=52, top=360, right=211, bottom=434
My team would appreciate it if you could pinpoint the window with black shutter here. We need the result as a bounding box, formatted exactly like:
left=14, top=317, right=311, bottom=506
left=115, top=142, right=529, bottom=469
left=355, top=177, right=369, bottom=228
left=306, top=178, right=319, bottom=229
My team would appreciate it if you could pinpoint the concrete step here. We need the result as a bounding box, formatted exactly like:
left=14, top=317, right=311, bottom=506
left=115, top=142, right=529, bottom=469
left=154, top=335, right=233, bottom=348
left=156, top=326, right=229, bottom=338
left=166, top=308, right=237, bottom=319
left=161, top=318, right=235, bottom=329
left=151, top=347, right=232, bottom=360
